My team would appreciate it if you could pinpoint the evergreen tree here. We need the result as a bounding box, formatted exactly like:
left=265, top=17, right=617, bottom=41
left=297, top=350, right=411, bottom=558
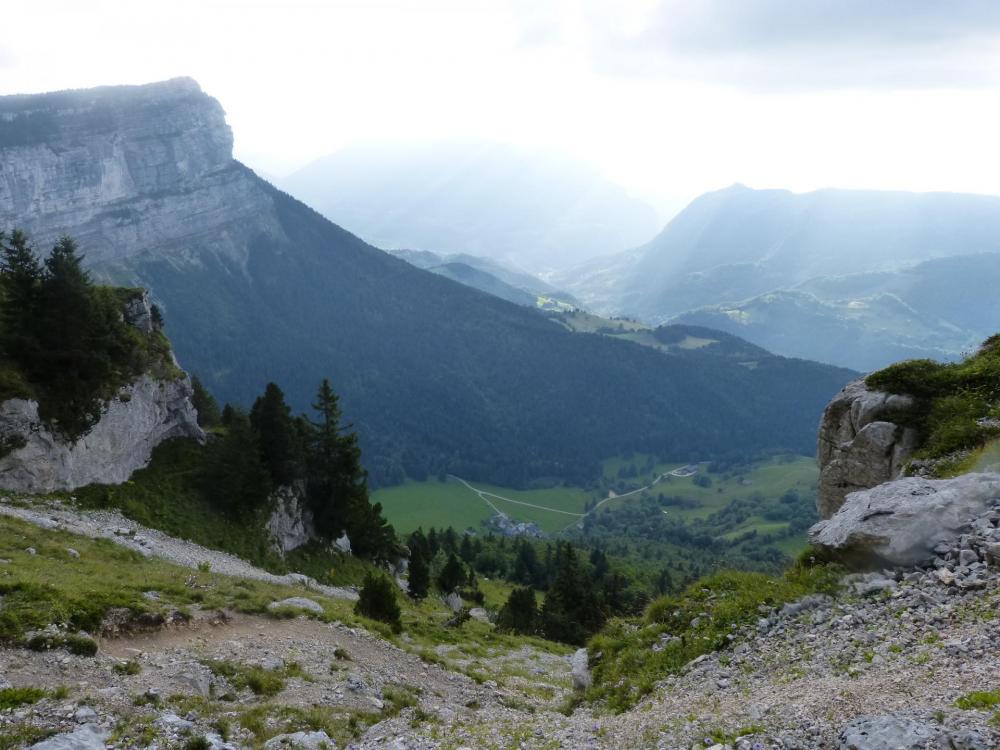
left=190, top=376, right=222, bottom=429
left=0, top=230, right=42, bottom=363
left=437, top=552, right=466, bottom=593
left=540, top=543, right=605, bottom=645
left=250, top=381, right=300, bottom=485
left=203, top=409, right=270, bottom=515
left=407, top=546, right=430, bottom=600
left=496, top=586, right=538, bottom=635
left=305, top=378, right=396, bottom=561
left=355, top=572, right=402, bottom=633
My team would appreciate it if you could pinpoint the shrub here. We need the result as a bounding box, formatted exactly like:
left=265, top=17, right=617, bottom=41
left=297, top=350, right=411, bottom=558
left=355, top=572, right=402, bottom=633
left=495, top=586, right=538, bottom=635
left=0, top=686, right=47, bottom=710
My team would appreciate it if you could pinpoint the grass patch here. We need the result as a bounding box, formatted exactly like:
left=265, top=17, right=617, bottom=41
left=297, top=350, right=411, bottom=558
left=956, top=689, right=1000, bottom=710
left=587, top=562, right=842, bottom=711
left=0, top=686, right=48, bottom=710
left=866, top=336, right=1000, bottom=473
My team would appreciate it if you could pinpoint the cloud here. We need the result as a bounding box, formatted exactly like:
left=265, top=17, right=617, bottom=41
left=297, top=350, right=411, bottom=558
left=590, top=0, right=1000, bottom=90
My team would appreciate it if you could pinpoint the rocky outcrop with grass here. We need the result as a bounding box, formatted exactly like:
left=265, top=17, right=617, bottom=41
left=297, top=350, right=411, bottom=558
left=0, top=292, right=203, bottom=493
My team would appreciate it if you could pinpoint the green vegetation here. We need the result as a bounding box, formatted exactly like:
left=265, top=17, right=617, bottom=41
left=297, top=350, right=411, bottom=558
left=202, top=659, right=308, bottom=698
left=955, top=689, right=1000, bottom=710
left=355, top=572, right=403, bottom=633
left=866, top=335, right=1000, bottom=474
left=587, top=561, right=842, bottom=711
left=0, top=686, right=47, bottom=710
left=0, top=514, right=357, bottom=646
left=0, top=230, right=180, bottom=438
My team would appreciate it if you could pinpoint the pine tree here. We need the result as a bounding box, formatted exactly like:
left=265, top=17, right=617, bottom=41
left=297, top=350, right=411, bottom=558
left=190, top=376, right=222, bottom=428
left=203, top=409, right=270, bottom=515
left=540, top=543, right=605, bottom=645
left=355, top=572, right=402, bottom=633
left=407, top=546, right=430, bottom=600
left=0, top=230, right=42, bottom=363
left=437, top=552, right=466, bottom=593
left=250, top=381, right=300, bottom=485
left=305, top=379, right=396, bottom=560
left=496, top=586, right=538, bottom=635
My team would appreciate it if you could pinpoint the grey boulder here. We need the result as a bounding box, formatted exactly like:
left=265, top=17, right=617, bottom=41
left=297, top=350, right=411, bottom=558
left=268, top=597, right=324, bottom=614
left=570, top=647, right=592, bottom=690
left=30, top=725, right=108, bottom=750
left=263, top=731, right=336, bottom=749
left=809, top=473, right=1000, bottom=567
left=838, top=714, right=988, bottom=750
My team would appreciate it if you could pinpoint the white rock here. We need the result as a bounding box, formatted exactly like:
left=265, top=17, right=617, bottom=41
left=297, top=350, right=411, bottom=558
left=266, top=483, right=315, bottom=555
left=570, top=647, right=592, bottom=690
left=809, top=473, right=1000, bottom=567
left=263, top=730, right=336, bottom=749
left=268, top=597, right=324, bottom=614
left=0, top=373, right=203, bottom=494
left=29, top=725, right=108, bottom=750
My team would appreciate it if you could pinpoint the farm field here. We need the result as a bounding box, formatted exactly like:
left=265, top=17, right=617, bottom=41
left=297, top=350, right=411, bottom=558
left=374, top=454, right=819, bottom=537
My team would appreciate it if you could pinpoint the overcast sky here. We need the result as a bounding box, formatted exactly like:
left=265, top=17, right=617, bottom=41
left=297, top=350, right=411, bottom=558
left=3, top=0, right=1000, bottom=217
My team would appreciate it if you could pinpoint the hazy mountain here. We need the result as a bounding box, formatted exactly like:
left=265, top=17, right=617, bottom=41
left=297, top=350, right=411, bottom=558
left=556, top=184, right=1000, bottom=370
left=282, top=141, right=662, bottom=271
left=0, top=79, right=855, bottom=487
left=389, top=249, right=577, bottom=309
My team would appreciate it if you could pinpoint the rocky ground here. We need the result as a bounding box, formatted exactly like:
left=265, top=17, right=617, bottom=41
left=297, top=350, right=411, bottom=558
left=4, top=500, right=1000, bottom=749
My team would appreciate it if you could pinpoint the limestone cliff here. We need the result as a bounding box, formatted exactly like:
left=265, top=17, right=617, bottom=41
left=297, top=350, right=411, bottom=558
left=0, top=294, right=203, bottom=493
left=0, top=78, right=276, bottom=273
left=816, top=378, right=919, bottom=518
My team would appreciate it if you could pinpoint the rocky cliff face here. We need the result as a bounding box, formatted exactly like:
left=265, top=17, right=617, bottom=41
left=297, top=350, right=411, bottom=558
left=0, top=78, right=276, bottom=272
left=266, top=483, right=315, bottom=555
left=816, top=378, right=919, bottom=518
left=0, top=293, right=203, bottom=493
left=0, top=375, right=203, bottom=493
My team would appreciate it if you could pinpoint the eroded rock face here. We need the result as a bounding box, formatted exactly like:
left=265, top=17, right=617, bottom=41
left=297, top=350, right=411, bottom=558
left=0, top=374, right=203, bottom=493
left=809, top=473, right=1000, bottom=567
left=817, top=378, right=919, bottom=518
left=0, top=78, right=279, bottom=274
left=266, top=483, right=315, bottom=554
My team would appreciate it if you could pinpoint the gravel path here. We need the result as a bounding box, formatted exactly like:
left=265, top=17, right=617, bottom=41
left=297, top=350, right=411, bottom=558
left=0, top=496, right=357, bottom=600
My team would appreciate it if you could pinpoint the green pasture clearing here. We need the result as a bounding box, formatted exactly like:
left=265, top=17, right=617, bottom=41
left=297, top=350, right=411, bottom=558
left=373, top=478, right=594, bottom=534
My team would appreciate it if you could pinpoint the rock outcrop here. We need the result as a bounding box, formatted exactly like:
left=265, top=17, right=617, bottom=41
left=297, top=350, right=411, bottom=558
left=809, top=473, right=1000, bottom=567
left=817, top=378, right=919, bottom=518
left=266, top=483, right=315, bottom=555
left=0, top=374, right=203, bottom=493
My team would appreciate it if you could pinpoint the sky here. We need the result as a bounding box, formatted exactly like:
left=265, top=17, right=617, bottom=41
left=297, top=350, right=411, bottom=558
left=2, top=0, right=1000, bottom=218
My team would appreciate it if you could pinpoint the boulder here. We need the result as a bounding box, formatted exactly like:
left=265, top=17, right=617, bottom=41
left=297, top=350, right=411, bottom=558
left=264, top=732, right=336, bottom=750
left=838, top=714, right=988, bottom=750
left=570, top=647, right=592, bottom=690
left=29, top=725, right=108, bottom=750
left=817, top=378, right=919, bottom=518
left=809, top=473, right=1000, bottom=567
left=442, top=592, right=463, bottom=612
left=268, top=597, right=324, bottom=615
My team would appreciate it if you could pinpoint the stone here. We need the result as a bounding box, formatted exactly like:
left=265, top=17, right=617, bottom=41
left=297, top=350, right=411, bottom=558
left=156, top=712, right=195, bottom=733
left=837, top=714, right=988, bottom=750
left=268, top=597, right=324, bottom=614
left=29, top=725, right=108, bottom=750
left=73, top=706, right=97, bottom=723
left=66, top=548, right=80, bottom=559
left=0, top=374, right=204, bottom=493
left=263, top=731, right=337, bottom=749
left=809, top=473, right=1000, bottom=567
left=266, top=483, right=315, bottom=555
left=570, top=647, right=592, bottom=690
left=816, top=378, right=919, bottom=518
left=442, top=591, right=463, bottom=612
left=333, top=532, right=352, bottom=555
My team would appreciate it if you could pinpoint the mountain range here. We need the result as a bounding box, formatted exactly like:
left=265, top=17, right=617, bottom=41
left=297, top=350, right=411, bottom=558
left=554, top=184, right=1000, bottom=370
left=0, top=78, right=854, bottom=488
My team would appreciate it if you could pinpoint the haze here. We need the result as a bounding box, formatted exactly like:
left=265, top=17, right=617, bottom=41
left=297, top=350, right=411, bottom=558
left=3, top=0, right=1000, bottom=217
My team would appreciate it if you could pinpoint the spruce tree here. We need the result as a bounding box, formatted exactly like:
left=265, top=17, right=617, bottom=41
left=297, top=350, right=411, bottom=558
left=496, top=586, right=538, bottom=635
left=0, top=230, right=42, bottom=363
left=190, top=376, right=222, bottom=428
left=250, top=381, right=299, bottom=485
left=203, top=409, right=270, bottom=516
left=407, top=546, right=430, bottom=600
left=437, top=552, right=466, bottom=593
left=355, top=572, right=402, bottom=633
